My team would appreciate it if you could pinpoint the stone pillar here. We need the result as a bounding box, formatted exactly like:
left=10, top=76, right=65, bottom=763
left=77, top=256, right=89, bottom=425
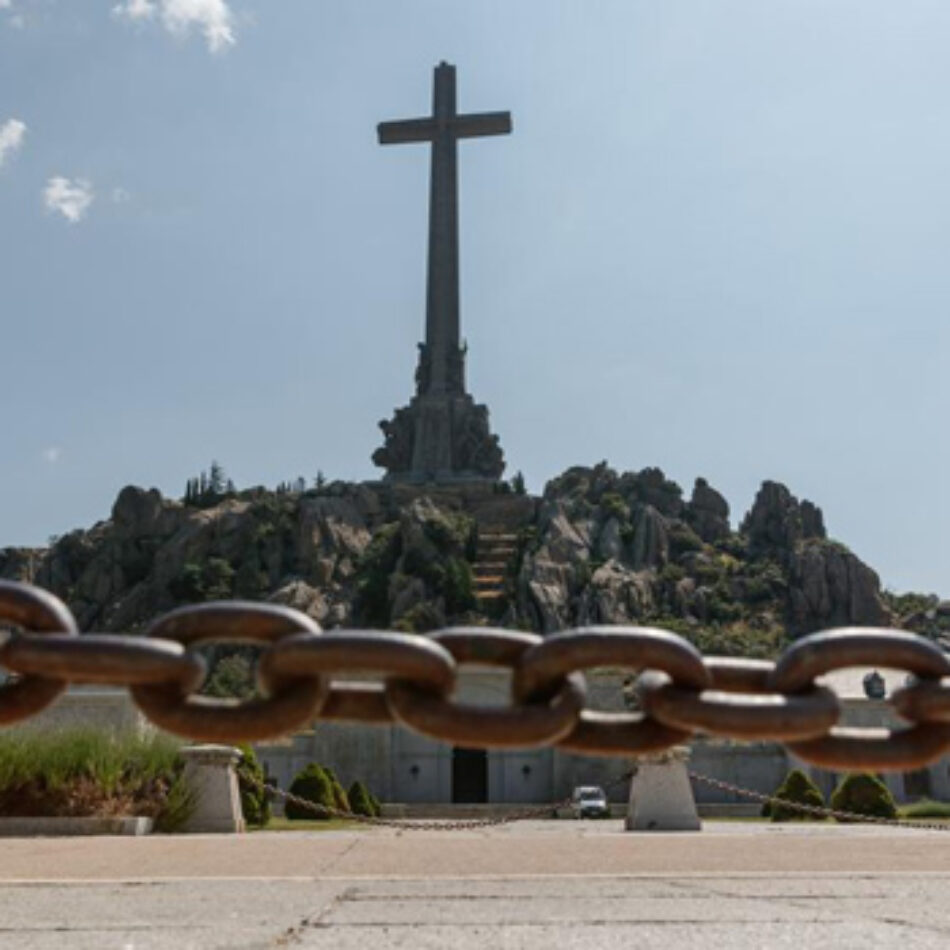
left=181, top=745, right=246, bottom=834
left=625, top=748, right=701, bottom=832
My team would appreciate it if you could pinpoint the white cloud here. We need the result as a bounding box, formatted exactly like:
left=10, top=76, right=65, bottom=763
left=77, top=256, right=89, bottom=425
left=112, top=0, right=155, bottom=21
left=42, top=447, right=61, bottom=464
left=0, top=1, right=12, bottom=10
left=43, top=177, right=94, bottom=223
left=162, top=0, right=235, bottom=52
left=115, top=0, right=236, bottom=53
left=0, top=118, right=25, bottom=168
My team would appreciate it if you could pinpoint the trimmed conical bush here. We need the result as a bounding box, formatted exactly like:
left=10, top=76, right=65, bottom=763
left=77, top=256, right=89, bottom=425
left=321, top=766, right=350, bottom=813
left=285, top=764, right=334, bottom=821
left=830, top=773, right=897, bottom=821
left=347, top=781, right=376, bottom=817
left=768, top=769, right=825, bottom=822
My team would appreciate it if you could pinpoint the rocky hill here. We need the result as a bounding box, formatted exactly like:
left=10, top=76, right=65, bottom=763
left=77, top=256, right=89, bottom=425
left=2, top=463, right=948, bottom=660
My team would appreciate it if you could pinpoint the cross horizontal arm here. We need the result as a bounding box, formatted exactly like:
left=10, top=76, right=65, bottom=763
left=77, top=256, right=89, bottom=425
left=378, top=118, right=438, bottom=145
left=454, top=111, right=513, bottom=139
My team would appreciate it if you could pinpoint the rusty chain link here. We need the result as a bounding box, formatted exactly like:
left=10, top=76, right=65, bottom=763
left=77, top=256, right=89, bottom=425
left=4, top=579, right=950, bottom=772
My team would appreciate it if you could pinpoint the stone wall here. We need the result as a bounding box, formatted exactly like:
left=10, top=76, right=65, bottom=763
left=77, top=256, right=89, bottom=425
left=253, top=671, right=950, bottom=807
left=7, top=686, right=150, bottom=735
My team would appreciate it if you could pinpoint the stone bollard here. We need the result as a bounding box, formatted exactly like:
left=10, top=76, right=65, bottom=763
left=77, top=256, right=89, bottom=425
left=180, top=745, right=246, bottom=834
left=625, top=747, right=701, bottom=832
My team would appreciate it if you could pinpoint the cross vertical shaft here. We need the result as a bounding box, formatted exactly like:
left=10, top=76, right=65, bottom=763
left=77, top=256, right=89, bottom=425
left=426, top=63, right=460, bottom=394
left=378, top=62, right=511, bottom=398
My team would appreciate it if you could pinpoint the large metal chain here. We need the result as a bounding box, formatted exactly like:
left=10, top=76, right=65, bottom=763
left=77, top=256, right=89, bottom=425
left=3, top=579, right=950, bottom=772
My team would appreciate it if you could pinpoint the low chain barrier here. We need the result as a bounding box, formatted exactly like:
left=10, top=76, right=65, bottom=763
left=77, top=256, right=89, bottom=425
left=245, top=764, right=950, bottom=833
left=238, top=765, right=634, bottom=831
left=3, top=579, right=950, bottom=772
left=688, top=770, right=950, bottom=832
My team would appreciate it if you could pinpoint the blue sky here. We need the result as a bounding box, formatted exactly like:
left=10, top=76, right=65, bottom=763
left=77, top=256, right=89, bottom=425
left=1, top=1, right=948, bottom=597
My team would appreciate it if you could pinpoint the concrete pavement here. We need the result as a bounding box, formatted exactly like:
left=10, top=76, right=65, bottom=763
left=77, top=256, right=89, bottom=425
left=1, top=821, right=949, bottom=947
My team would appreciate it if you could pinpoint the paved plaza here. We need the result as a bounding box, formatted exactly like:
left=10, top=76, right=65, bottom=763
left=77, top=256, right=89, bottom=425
left=2, top=821, right=950, bottom=948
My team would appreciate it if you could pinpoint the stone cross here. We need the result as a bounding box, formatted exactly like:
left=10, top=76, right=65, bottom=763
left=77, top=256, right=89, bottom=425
left=378, top=62, right=511, bottom=396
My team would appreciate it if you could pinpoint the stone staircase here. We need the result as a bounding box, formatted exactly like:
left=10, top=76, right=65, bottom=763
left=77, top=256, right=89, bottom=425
left=472, top=529, right=518, bottom=605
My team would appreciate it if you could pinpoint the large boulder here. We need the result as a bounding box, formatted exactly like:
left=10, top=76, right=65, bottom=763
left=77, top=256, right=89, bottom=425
left=686, top=478, right=730, bottom=543
left=539, top=501, right=593, bottom=563
left=742, top=481, right=826, bottom=559
left=0, top=548, right=39, bottom=583
left=595, top=517, right=625, bottom=562
left=268, top=580, right=329, bottom=626
left=578, top=561, right=654, bottom=624
left=787, top=540, right=889, bottom=633
left=297, top=496, right=371, bottom=583
left=112, top=486, right=172, bottom=539
left=626, top=467, right=684, bottom=519
left=629, top=505, right=668, bottom=570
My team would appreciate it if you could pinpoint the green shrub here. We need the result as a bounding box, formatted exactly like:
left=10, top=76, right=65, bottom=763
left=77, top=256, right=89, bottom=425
left=443, top=557, right=476, bottom=614
left=347, top=781, right=377, bottom=817
left=668, top=523, right=703, bottom=556
left=368, top=789, right=382, bottom=817
left=830, top=773, right=898, bottom=821
left=285, top=764, right=335, bottom=821
left=392, top=601, right=443, bottom=633
left=353, top=523, right=403, bottom=626
left=168, top=558, right=235, bottom=602
left=600, top=492, right=629, bottom=522
left=900, top=799, right=950, bottom=819
left=768, top=769, right=825, bottom=822
left=204, top=653, right=256, bottom=699
left=237, top=744, right=271, bottom=827
left=321, top=766, right=350, bottom=812
left=153, top=768, right=197, bottom=833
left=657, top=563, right=686, bottom=586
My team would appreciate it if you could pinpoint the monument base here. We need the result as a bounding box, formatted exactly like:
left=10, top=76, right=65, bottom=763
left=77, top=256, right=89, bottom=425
left=181, top=745, right=246, bottom=834
left=625, top=748, right=701, bottom=832
left=374, top=390, right=505, bottom=483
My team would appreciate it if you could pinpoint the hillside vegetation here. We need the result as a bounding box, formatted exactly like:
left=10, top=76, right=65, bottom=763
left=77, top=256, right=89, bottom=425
left=2, top=464, right=947, bottom=663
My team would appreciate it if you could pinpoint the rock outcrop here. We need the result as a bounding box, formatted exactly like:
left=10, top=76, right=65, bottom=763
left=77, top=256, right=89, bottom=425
left=0, top=463, right=921, bottom=654
left=741, top=481, right=826, bottom=559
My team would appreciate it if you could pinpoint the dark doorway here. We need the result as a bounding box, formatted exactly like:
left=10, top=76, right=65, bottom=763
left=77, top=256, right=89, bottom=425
left=904, top=768, right=931, bottom=799
left=452, top=747, right=488, bottom=803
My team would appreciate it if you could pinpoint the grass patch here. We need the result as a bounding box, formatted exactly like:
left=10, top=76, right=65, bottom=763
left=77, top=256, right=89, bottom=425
left=0, top=727, right=194, bottom=830
left=252, top=817, right=359, bottom=832
left=900, top=799, right=950, bottom=819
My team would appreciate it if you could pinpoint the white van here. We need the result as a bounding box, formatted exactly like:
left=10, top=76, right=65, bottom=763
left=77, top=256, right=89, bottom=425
left=570, top=785, right=609, bottom=819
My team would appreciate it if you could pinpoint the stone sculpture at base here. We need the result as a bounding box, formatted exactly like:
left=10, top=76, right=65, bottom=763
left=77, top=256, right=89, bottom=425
left=625, top=748, right=701, bottom=832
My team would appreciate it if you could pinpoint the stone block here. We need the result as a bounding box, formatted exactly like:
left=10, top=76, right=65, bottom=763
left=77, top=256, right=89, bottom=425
left=181, top=745, right=245, bottom=834
left=625, top=748, right=701, bottom=832
left=0, top=816, right=153, bottom=837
